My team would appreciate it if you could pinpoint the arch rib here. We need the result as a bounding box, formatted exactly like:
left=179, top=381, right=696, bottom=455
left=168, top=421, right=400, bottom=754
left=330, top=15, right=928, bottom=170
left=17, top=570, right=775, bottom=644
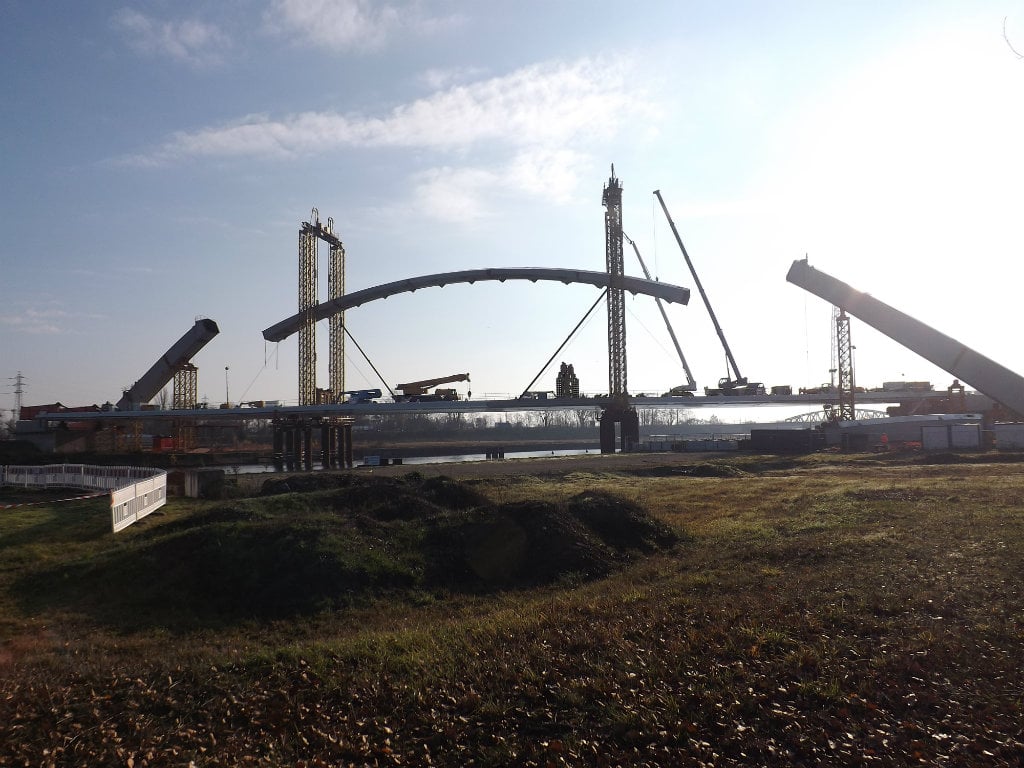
left=263, top=268, right=690, bottom=343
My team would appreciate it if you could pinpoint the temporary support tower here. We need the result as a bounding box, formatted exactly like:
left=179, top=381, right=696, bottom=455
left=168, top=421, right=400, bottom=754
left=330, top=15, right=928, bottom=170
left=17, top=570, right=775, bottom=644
left=172, top=363, right=198, bottom=449
left=835, top=308, right=855, bottom=421
left=603, top=166, right=627, bottom=397
left=599, top=165, right=640, bottom=454
left=298, top=209, right=346, bottom=405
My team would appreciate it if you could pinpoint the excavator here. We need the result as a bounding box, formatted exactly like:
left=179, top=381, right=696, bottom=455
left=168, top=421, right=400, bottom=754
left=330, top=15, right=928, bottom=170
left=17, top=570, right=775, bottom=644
left=393, top=373, right=471, bottom=402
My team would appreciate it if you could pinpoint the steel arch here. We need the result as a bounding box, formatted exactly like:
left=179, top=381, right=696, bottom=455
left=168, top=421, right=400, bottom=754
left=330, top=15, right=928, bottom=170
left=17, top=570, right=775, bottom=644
left=263, top=268, right=690, bottom=342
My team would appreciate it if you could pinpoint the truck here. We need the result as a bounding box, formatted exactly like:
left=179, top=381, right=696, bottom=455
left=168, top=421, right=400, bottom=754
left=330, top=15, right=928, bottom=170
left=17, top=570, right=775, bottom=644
left=393, top=374, right=470, bottom=403
left=704, top=377, right=766, bottom=396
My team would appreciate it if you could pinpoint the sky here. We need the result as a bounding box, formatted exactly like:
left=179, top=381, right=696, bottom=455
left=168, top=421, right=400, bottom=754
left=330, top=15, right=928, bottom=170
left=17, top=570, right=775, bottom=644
left=2, top=1, right=1024, bottom=413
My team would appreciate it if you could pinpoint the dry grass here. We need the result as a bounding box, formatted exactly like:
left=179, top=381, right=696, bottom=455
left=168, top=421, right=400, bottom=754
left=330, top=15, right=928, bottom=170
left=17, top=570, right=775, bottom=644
left=2, top=451, right=1024, bottom=766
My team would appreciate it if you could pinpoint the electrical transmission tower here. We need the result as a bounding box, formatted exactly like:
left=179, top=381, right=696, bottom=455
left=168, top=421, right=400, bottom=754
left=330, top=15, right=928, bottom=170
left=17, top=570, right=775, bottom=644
left=298, top=209, right=346, bottom=405
left=4, top=371, right=26, bottom=422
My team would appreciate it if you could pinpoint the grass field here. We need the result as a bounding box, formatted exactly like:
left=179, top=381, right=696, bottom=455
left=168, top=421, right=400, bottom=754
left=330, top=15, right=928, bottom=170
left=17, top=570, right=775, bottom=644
left=1, top=452, right=1023, bottom=766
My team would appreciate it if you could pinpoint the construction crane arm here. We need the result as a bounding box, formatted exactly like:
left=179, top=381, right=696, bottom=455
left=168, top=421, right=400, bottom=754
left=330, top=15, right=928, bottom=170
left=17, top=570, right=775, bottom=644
left=395, top=373, right=470, bottom=394
left=654, top=190, right=745, bottom=386
left=623, top=231, right=696, bottom=391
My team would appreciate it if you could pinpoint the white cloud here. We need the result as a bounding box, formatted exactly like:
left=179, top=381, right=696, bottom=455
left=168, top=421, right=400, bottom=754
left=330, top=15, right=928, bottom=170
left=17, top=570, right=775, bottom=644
left=112, top=8, right=229, bottom=67
left=267, top=0, right=463, bottom=53
left=1, top=309, right=68, bottom=335
left=417, top=65, right=488, bottom=91
left=131, top=58, right=648, bottom=160
left=410, top=166, right=500, bottom=223
left=409, top=149, right=587, bottom=223
left=124, top=57, right=654, bottom=218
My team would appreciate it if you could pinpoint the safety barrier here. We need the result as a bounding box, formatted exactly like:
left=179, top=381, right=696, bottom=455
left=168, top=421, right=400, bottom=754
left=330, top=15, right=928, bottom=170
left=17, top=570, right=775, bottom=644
left=0, top=464, right=167, bottom=533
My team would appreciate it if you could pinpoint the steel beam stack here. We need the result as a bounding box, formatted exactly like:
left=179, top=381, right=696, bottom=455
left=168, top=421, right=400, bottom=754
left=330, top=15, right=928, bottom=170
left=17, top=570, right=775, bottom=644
left=602, top=165, right=626, bottom=397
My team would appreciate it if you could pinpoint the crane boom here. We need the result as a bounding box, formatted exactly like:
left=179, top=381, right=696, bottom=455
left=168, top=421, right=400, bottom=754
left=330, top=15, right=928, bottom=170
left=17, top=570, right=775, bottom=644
left=622, top=231, right=696, bottom=391
left=395, top=373, right=470, bottom=395
left=654, top=189, right=745, bottom=386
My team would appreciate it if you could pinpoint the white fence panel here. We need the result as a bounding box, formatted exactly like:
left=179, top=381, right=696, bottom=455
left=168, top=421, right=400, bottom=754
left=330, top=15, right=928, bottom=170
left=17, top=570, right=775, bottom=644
left=1, top=463, right=167, bottom=533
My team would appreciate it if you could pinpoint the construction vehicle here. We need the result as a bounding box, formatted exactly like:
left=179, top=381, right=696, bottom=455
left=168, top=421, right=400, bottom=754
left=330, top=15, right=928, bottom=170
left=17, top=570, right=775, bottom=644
left=654, top=190, right=764, bottom=397
left=393, top=374, right=470, bottom=402
left=704, top=377, right=766, bottom=396
left=662, top=385, right=695, bottom=397
left=342, top=389, right=382, bottom=404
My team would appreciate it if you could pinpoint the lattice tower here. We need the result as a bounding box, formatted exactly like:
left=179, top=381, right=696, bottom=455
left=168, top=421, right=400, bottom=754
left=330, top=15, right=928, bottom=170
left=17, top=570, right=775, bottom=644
left=172, top=363, right=198, bottom=450
left=835, top=307, right=855, bottom=421
left=602, top=166, right=626, bottom=396
left=328, top=235, right=345, bottom=399
left=172, top=363, right=198, bottom=409
left=298, top=215, right=319, bottom=406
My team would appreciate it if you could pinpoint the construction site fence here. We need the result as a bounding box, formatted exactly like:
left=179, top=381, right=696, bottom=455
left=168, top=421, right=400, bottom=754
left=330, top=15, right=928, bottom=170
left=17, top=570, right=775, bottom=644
left=0, top=463, right=167, bottom=533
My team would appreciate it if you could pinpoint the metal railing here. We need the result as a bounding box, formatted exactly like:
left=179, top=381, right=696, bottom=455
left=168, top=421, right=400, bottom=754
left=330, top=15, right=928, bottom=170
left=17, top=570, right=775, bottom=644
left=1, top=463, right=167, bottom=533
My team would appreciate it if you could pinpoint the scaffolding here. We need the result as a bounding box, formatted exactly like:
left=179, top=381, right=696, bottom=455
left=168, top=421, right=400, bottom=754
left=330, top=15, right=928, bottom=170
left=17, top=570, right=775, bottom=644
left=835, top=307, right=856, bottom=421
left=328, top=230, right=345, bottom=398
left=172, top=363, right=198, bottom=449
left=602, top=165, right=626, bottom=397
left=298, top=209, right=346, bottom=405
left=599, top=165, right=639, bottom=454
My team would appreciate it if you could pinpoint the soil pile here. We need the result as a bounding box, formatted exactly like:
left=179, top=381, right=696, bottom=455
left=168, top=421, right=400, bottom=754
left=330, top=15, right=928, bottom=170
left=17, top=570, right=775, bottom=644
left=18, top=474, right=678, bottom=628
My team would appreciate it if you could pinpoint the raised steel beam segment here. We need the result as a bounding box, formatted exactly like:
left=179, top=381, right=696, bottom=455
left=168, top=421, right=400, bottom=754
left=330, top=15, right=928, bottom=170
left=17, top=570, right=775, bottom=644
left=117, top=319, right=219, bottom=410
left=263, top=269, right=690, bottom=343
left=787, top=259, right=1024, bottom=418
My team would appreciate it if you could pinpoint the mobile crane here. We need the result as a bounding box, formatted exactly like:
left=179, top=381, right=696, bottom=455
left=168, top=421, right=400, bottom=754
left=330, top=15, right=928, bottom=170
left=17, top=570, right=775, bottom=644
left=654, top=190, right=765, bottom=396
left=393, top=373, right=471, bottom=402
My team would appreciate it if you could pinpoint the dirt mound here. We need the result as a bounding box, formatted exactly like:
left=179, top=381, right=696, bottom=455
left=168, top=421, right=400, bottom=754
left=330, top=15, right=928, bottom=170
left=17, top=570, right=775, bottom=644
left=19, top=476, right=677, bottom=628
left=567, top=490, right=678, bottom=552
left=427, top=495, right=679, bottom=589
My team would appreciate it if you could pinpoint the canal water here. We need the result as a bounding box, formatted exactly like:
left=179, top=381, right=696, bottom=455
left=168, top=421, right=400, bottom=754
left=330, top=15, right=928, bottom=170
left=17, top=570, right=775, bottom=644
left=230, top=447, right=594, bottom=474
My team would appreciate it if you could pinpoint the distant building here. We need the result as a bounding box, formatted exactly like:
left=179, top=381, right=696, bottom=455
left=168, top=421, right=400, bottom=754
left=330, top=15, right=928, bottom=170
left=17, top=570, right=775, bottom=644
left=556, top=362, right=580, bottom=398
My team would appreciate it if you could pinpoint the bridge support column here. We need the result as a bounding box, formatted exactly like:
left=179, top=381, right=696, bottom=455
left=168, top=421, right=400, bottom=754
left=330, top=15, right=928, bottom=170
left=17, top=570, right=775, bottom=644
left=321, top=423, right=333, bottom=468
left=342, top=423, right=353, bottom=468
left=600, top=400, right=640, bottom=454
left=272, top=426, right=284, bottom=471
left=303, top=427, right=313, bottom=470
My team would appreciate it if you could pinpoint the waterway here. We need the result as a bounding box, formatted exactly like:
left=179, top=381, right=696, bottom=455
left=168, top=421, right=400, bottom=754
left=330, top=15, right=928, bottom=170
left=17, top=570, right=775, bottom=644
left=230, top=447, right=594, bottom=474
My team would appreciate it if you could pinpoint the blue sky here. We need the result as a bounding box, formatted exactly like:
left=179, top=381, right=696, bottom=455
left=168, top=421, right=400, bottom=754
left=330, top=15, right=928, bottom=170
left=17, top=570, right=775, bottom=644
left=2, top=1, right=1023, bottom=411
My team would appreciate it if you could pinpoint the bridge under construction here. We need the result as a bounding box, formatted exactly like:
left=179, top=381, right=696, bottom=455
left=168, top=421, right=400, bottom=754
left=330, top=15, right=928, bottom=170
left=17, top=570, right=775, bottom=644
left=14, top=167, right=1024, bottom=465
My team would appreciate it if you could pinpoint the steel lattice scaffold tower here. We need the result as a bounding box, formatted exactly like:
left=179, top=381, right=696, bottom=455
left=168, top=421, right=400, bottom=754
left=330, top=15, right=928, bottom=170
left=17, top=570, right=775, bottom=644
left=599, top=165, right=640, bottom=454
left=298, top=209, right=346, bottom=406
left=172, top=363, right=198, bottom=450
left=835, top=307, right=856, bottom=421
left=603, top=165, right=627, bottom=397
